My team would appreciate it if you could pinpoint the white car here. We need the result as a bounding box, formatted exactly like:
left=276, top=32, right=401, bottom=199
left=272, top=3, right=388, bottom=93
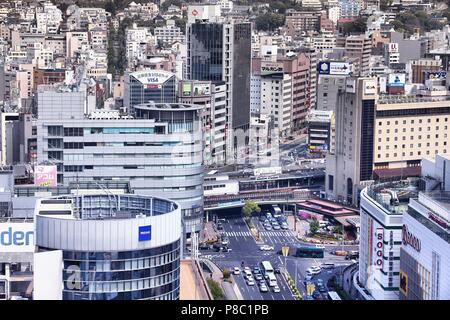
left=272, top=285, right=281, bottom=293
left=246, top=278, right=255, bottom=286
left=233, top=267, right=240, bottom=275
left=259, top=283, right=268, bottom=292
left=259, top=245, right=274, bottom=251
left=244, top=270, right=253, bottom=279
left=307, top=266, right=322, bottom=275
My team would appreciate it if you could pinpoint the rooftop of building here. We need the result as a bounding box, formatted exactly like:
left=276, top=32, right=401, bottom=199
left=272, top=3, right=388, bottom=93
left=133, top=101, right=203, bottom=111
left=36, top=193, right=178, bottom=221
left=365, top=179, right=420, bottom=215
left=377, top=93, right=450, bottom=105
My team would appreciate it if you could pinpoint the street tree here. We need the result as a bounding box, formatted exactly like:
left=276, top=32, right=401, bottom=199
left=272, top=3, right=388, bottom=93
left=309, top=220, right=320, bottom=235
left=241, top=200, right=261, bottom=222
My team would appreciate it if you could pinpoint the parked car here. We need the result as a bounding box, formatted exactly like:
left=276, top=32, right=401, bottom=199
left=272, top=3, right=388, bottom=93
left=233, top=267, right=240, bottom=275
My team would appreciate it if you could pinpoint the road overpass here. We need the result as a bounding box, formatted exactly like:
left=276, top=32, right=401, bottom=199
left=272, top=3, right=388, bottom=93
left=204, top=188, right=319, bottom=211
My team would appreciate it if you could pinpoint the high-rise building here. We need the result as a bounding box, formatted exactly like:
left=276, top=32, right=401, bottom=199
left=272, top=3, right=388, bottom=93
left=186, top=16, right=251, bottom=163
left=338, top=35, right=371, bottom=76
left=36, top=84, right=204, bottom=233
left=326, top=78, right=450, bottom=205
left=178, top=80, right=227, bottom=165
left=33, top=193, right=181, bottom=300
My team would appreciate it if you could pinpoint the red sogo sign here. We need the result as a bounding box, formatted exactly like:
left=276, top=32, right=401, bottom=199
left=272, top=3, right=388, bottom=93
left=374, top=228, right=383, bottom=269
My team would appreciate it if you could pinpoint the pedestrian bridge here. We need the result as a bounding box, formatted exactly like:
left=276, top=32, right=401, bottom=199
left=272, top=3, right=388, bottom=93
left=204, top=188, right=319, bottom=211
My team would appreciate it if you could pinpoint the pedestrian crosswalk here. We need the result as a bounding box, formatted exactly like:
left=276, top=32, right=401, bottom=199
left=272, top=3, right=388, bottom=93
left=223, top=230, right=297, bottom=238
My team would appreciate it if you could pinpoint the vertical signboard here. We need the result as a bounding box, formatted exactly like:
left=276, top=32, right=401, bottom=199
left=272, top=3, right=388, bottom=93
left=374, top=228, right=384, bottom=270
left=34, top=165, right=57, bottom=187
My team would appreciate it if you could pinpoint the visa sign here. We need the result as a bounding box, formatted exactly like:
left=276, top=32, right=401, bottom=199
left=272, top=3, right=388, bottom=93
left=0, top=223, right=34, bottom=252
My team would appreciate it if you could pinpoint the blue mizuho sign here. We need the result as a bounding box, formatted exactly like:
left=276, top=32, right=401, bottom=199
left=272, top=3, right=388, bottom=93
left=138, top=225, right=152, bottom=241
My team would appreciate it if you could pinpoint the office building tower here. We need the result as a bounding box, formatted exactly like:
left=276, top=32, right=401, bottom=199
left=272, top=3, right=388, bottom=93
left=33, top=194, right=181, bottom=300
left=178, top=80, right=227, bottom=166
left=187, top=17, right=251, bottom=162
left=326, top=77, right=450, bottom=205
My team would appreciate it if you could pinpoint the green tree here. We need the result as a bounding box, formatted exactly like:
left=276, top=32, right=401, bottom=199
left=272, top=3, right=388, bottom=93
left=241, top=201, right=261, bottom=221
left=222, top=268, right=231, bottom=280
left=207, top=279, right=225, bottom=300
left=309, top=220, right=320, bottom=235
left=255, top=13, right=285, bottom=31
left=332, top=225, right=344, bottom=235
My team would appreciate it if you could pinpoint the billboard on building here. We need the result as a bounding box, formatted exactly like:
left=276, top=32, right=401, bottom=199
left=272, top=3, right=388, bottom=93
left=426, top=71, right=447, bottom=80
left=0, top=223, right=34, bottom=253
left=388, top=43, right=399, bottom=53
left=318, top=61, right=352, bottom=75
left=363, top=80, right=377, bottom=95
left=388, top=73, right=406, bottom=87
left=182, top=83, right=192, bottom=96
left=261, top=62, right=284, bottom=75
left=346, top=79, right=356, bottom=93
left=34, top=165, right=57, bottom=187
left=193, top=84, right=211, bottom=96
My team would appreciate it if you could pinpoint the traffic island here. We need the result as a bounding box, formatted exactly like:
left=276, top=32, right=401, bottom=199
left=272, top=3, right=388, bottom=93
left=283, top=272, right=302, bottom=300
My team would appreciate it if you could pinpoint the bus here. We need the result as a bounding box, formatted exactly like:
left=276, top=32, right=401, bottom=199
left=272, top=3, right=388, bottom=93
left=270, top=205, right=282, bottom=218
left=327, top=291, right=342, bottom=300
left=260, top=261, right=274, bottom=276
left=295, top=246, right=325, bottom=258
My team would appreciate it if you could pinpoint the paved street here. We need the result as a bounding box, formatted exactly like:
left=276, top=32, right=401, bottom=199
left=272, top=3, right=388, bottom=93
left=203, top=210, right=355, bottom=300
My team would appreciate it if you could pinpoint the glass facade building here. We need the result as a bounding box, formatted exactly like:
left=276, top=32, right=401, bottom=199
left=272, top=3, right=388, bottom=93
left=35, top=194, right=182, bottom=300
left=124, top=70, right=176, bottom=112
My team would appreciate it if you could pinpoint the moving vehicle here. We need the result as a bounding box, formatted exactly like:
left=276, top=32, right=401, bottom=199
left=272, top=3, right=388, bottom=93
left=321, top=263, right=335, bottom=269
left=246, top=278, right=255, bottom=286
left=221, top=237, right=229, bottom=246
left=266, top=273, right=277, bottom=287
left=270, top=205, right=282, bottom=218
left=260, top=261, right=274, bottom=278
left=304, top=275, right=313, bottom=283
left=306, top=266, right=322, bottom=275
left=327, top=291, right=342, bottom=300
left=313, top=290, right=322, bottom=299
left=254, top=273, right=263, bottom=281
left=259, top=281, right=268, bottom=292
left=244, top=270, right=252, bottom=279
left=264, top=224, right=273, bottom=231
left=296, top=246, right=325, bottom=258
left=273, top=224, right=281, bottom=230
left=233, top=267, right=240, bottom=275
left=274, top=267, right=281, bottom=274
left=346, top=251, right=359, bottom=260
left=252, top=266, right=261, bottom=274
left=259, top=216, right=267, bottom=222
left=217, top=224, right=224, bottom=231
left=259, top=245, right=274, bottom=251
left=272, top=285, right=281, bottom=293
left=217, top=218, right=227, bottom=224
left=280, top=222, right=289, bottom=230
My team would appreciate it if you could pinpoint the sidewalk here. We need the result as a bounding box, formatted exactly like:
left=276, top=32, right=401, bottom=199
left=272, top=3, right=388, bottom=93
left=201, top=259, right=243, bottom=300
left=200, top=221, right=220, bottom=243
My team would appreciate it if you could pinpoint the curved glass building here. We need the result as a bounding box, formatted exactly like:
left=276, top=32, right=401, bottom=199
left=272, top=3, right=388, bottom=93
left=34, top=194, right=181, bottom=300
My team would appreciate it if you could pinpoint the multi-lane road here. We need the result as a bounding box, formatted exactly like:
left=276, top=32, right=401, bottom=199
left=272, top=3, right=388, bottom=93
left=203, top=212, right=355, bottom=300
